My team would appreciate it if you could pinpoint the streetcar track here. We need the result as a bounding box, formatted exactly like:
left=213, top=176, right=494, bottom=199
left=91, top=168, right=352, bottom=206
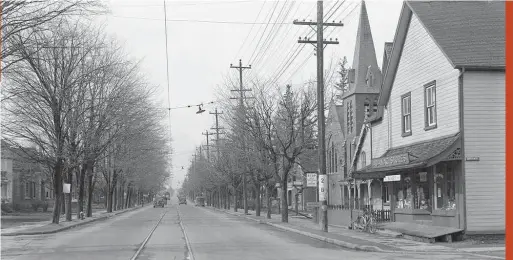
left=177, top=205, right=195, bottom=260
left=130, top=209, right=169, bottom=260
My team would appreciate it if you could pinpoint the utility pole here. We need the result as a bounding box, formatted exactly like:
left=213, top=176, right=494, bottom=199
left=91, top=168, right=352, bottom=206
left=230, top=59, right=251, bottom=215
left=202, top=130, right=214, bottom=162
left=210, top=108, right=225, bottom=161
left=210, top=109, right=225, bottom=209
left=294, top=0, right=343, bottom=232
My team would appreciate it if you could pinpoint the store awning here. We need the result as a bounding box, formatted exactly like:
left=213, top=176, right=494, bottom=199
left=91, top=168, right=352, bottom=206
left=353, top=133, right=461, bottom=179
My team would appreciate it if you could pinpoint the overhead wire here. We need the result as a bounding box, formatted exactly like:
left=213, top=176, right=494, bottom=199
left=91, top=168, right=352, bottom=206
left=249, top=0, right=295, bottom=66
left=262, top=1, right=341, bottom=86
left=245, top=2, right=314, bottom=81
left=251, top=2, right=303, bottom=73
left=247, top=1, right=281, bottom=63
left=232, top=0, right=268, bottom=62
left=268, top=0, right=358, bottom=87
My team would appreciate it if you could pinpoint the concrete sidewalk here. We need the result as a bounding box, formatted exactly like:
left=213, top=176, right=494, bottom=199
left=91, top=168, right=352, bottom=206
left=1, top=205, right=149, bottom=236
left=207, top=207, right=505, bottom=257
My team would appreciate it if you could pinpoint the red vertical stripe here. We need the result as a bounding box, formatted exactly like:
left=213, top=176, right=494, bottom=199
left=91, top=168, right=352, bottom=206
left=505, top=1, right=513, bottom=259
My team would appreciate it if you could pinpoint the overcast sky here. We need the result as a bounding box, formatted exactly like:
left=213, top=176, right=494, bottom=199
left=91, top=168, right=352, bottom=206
left=97, top=0, right=403, bottom=189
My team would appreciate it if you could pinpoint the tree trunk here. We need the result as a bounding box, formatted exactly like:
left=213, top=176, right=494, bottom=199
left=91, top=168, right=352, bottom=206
left=266, top=185, right=272, bottom=219
left=113, top=183, right=118, bottom=211
left=281, top=180, right=288, bottom=223
left=65, top=170, right=73, bottom=221
left=77, top=162, right=87, bottom=219
left=120, top=183, right=125, bottom=210
left=233, top=190, right=238, bottom=212
left=255, top=182, right=261, bottom=217
left=86, top=172, right=94, bottom=217
left=61, top=192, right=65, bottom=215
left=107, top=184, right=114, bottom=212
left=126, top=185, right=130, bottom=209
left=52, top=159, right=63, bottom=224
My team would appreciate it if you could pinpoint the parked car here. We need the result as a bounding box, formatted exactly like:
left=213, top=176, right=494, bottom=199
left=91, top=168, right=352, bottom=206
left=195, top=196, right=205, bottom=207
left=179, top=197, right=187, bottom=205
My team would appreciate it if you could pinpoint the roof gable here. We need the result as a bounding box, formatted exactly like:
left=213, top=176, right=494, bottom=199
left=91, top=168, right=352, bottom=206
left=407, top=1, right=504, bottom=69
left=375, top=1, right=504, bottom=115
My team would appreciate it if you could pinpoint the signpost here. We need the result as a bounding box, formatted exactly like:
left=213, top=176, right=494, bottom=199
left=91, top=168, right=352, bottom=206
left=318, top=175, right=327, bottom=202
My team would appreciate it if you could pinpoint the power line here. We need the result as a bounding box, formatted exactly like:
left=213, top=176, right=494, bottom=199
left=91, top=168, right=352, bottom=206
left=232, top=0, right=268, bottom=62
left=247, top=1, right=281, bottom=63
left=258, top=1, right=340, bottom=86
left=108, top=15, right=293, bottom=25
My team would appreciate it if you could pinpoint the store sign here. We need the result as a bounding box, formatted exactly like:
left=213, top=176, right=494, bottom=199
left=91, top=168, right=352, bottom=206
left=371, top=153, right=410, bottom=168
left=306, top=172, right=317, bottom=187
left=318, top=175, right=327, bottom=201
left=384, top=175, right=401, bottom=182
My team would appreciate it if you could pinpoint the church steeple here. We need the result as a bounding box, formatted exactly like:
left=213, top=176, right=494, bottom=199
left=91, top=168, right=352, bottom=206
left=343, top=0, right=381, bottom=97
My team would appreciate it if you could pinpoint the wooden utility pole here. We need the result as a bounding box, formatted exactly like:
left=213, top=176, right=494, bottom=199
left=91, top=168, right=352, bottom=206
left=294, top=0, right=343, bottom=232
left=230, top=59, right=252, bottom=215
left=202, top=130, right=214, bottom=162
left=210, top=108, right=224, bottom=161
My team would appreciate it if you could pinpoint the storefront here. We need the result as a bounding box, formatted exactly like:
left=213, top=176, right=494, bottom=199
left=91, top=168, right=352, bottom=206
left=353, top=133, right=463, bottom=230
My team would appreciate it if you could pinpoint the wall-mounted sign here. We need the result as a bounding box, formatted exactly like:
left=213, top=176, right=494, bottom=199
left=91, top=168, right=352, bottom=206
left=371, top=153, right=410, bottom=168
left=318, top=175, right=327, bottom=201
left=384, top=175, right=401, bottom=182
left=466, top=157, right=480, bottom=161
left=293, top=181, right=303, bottom=186
left=306, top=172, right=318, bottom=187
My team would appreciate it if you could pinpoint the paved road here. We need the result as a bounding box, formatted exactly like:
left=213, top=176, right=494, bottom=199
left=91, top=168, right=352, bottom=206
left=1, top=198, right=504, bottom=260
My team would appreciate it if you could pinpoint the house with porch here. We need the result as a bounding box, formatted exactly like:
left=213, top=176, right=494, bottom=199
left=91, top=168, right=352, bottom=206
left=350, top=1, right=504, bottom=235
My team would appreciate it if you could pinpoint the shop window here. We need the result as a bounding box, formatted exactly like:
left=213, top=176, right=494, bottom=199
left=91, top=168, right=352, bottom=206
left=395, top=174, right=413, bottom=209
left=414, top=171, right=431, bottom=211
left=434, top=162, right=456, bottom=210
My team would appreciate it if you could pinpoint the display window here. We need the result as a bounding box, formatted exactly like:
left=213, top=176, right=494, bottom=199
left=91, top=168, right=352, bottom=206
left=395, top=173, right=413, bottom=209
left=414, top=171, right=431, bottom=211
left=434, top=162, right=456, bottom=210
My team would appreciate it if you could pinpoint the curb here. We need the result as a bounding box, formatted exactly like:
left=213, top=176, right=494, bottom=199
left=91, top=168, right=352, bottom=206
left=2, top=205, right=148, bottom=236
left=206, top=207, right=384, bottom=252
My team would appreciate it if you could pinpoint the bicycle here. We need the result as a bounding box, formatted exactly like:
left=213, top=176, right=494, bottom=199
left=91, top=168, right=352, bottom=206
left=351, top=208, right=377, bottom=234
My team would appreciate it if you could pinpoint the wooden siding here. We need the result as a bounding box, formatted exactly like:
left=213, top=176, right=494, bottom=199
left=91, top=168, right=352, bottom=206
left=463, top=71, right=505, bottom=233
left=389, top=14, right=460, bottom=147
left=357, top=126, right=372, bottom=170
left=372, top=107, right=390, bottom=158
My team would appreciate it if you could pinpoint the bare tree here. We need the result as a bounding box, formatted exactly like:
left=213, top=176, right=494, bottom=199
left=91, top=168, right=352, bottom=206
left=1, top=0, right=107, bottom=73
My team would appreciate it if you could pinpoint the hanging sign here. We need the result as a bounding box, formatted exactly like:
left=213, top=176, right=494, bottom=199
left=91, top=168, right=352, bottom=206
left=306, top=172, right=317, bottom=187
left=63, top=183, right=71, bottom=194
left=318, top=175, right=327, bottom=201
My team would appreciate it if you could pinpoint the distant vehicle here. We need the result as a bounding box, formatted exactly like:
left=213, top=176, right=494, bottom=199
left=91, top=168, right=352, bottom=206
left=153, top=198, right=165, bottom=208
left=195, top=196, right=205, bottom=207
left=179, top=197, right=187, bottom=205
